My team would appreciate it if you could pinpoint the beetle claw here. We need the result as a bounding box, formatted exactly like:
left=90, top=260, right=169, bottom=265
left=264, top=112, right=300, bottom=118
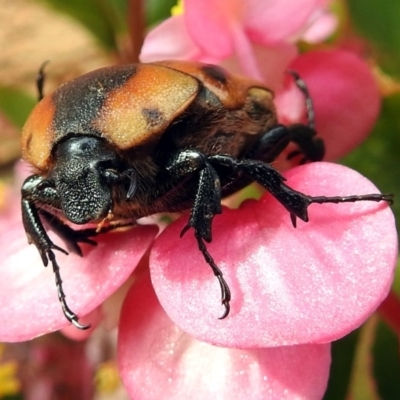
left=218, top=301, right=230, bottom=320
left=70, top=317, right=91, bottom=330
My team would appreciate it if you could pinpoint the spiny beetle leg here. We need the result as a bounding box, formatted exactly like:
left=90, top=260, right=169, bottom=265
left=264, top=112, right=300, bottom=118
left=40, top=209, right=97, bottom=256
left=248, top=71, right=323, bottom=165
left=166, top=149, right=229, bottom=317
left=22, top=175, right=89, bottom=329
left=195, top=232, right=231, bottom=319
left=209, top=155, right=392, bottom=225
left=47, top=250, right=91, bottom=330
left=287, top=70, right=315, bottom=129
left=167, top=149, right=222, bottom=242
left=248, top=124, right=324, bottom=166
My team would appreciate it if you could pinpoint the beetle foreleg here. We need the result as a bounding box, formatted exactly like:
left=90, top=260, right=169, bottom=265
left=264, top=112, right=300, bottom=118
left=21, top=175, right=90, bottom=329
left=39, top=210, right=98, bottom=256
left=166, top=150, right=230, bottom=318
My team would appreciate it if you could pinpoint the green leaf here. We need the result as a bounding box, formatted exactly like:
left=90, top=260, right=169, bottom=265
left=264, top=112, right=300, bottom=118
left=0, top=88, right=36, bottom=129
left=341, top=94, right=400, bottom=228
left=372, top=319, right=400, bottom=399
left=347, top=0, right=400, bottom=77
left=323, top=329, right=360, bottom=400
left=348, top=317, right=379, bottom=400
left=146, top=0, right=177, bottom=27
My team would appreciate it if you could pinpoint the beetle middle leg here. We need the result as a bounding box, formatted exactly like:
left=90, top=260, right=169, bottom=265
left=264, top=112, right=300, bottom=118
left=209, top=155, right=393, bottom=227
left=166, top=149, right=231, bottom=318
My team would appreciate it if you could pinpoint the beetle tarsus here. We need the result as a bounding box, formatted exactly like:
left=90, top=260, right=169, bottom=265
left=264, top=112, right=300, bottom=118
left=287, top=70, right=315, bottom=129
left=194, top=233, right=231, bottom=319
left=219, top=300, right=230, bottom=320
left=308, top=193, right=394, bottom=207
left=47, top=249, right=90, bottom=330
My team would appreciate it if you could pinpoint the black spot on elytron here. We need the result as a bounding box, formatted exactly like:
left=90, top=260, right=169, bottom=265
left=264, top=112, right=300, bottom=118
left=201, top=64, right=228, bottom=84
left=51, top=65, right=137, bottom=143
left=142, top=108, right=166, bottom=128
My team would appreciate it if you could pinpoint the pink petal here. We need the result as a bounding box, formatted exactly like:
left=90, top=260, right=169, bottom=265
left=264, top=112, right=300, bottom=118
left=184, top=0, right=240, bottom=57
left=140, top=15, right=203, bottom=62
left=276, top=50, right=380, bottom=160
left=0, top=202, right=158, bottom=341
left=221, top=34, right=297, bottom=82
left=150, top=162, right=396, bottom=347
left=118, top=272, right=331, bottom=400
left=300, top=10, right=338, bottom=43
left=184, top=0, right=329, bottom=58
left=245, top=0, right=330, bottom=45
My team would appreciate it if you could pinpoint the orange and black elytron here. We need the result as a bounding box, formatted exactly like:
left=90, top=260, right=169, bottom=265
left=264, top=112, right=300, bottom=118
left=21, top=61, right=392, bottom=328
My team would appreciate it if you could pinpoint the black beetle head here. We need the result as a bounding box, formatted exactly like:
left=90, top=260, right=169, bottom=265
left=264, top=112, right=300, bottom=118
left=51, top=136, right=121, bottom=224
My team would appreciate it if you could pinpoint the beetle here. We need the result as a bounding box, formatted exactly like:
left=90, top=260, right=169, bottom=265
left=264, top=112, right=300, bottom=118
left=21, top=60, right=392, bottom=329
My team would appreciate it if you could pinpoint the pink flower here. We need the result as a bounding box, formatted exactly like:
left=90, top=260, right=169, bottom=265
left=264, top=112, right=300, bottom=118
left=118, top=270, right=331, bottom=399
left=0, top=163, right=396, bottom=398
left=141, top=0, right=379, bottom=161
left=0, top=187, right=158, bottom=341
left=141, top=0, right=337, bottom=81
left=0, top=1, right=396, bottom=398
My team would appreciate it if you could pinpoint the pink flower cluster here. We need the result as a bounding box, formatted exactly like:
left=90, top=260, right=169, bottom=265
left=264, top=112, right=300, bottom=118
left=0, top=1, right=397, bottom=399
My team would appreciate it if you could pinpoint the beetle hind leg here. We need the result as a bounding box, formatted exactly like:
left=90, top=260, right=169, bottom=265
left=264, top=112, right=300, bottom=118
left=248, top=123, right=325, bottom=166
left=287, top=70, right=315, bottom=129
left=249, top=71, right=325, bottom=165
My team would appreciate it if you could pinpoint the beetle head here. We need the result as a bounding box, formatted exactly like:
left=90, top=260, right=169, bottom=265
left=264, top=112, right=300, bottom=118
left=51, top=136, right=124, bottom=224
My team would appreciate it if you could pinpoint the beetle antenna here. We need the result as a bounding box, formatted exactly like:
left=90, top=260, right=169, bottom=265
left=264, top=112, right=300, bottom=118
left=287, top=70, right=315, bottom=130
left=36, top=61, right=50, bottom=102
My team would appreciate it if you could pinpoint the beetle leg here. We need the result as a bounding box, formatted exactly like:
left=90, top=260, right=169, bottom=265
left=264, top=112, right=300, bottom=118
left=166, top=150, right=231, bottom=318
left=39, top=210, right=98, bottom=256
left=42, top=211, right=137, bottom=254
left=21, top=175, right=90, bottom=330
left=209, top=155, right=393, bottom=227
left=287, top=70, right=315, bottom=129
left=249, top=72, right=325, bottom=164
left=248, top=123, right=325, bottom=164
left=36, top=61, right=49, bottom=102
